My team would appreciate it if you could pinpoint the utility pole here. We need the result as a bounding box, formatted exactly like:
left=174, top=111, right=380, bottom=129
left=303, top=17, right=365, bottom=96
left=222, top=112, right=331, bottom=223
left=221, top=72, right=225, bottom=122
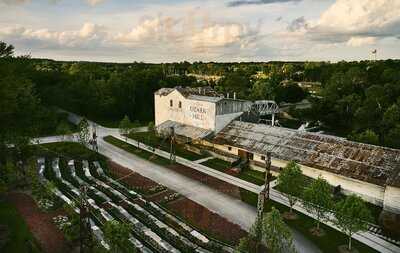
left=169, top=127, right=176, bottom=164
left=79, top=185, right=92, bottom=253
left=257, top=152, right=272, bottom=219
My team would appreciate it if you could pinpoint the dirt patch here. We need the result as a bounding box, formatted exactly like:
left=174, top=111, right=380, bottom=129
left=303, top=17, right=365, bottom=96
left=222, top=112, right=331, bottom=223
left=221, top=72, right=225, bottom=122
left=167, top=164, right=241, bottom=199
left=6, top=192, right=71, bottom=253
left=167, top=197, right=247, bottom=245
left=146, top=190, right=180, bottom=203
left=309, top=227, right=326, bottom=237
left=107, top=161, right=160, bottom=193
left=282, top=212, right=298, bottom=220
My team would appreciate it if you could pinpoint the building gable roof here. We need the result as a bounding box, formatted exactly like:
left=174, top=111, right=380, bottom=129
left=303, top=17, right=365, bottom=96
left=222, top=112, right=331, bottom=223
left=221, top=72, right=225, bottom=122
left=214, top=121, right=400, bottom=187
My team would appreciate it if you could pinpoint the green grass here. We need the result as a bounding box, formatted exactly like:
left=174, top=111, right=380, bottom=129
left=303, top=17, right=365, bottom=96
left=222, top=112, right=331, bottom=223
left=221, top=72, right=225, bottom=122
left=104, top=136, right=171, bottom=166
left=239, top=189, right=378, bottom=253
left=274, top=174, right=382, bottom=224
left=128, top=131, right=207, bottom=161
left=0, top=201, right=41, bottom=253
left=200, top=158, right=231, bottom=172
left=32, top=142, right=106, bottom=162
left=238, top=169, right=266, bottom=186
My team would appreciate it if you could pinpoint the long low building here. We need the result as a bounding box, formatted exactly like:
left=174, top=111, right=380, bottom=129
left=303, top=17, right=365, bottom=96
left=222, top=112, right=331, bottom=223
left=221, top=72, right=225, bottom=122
left=154, top=86, right=400, bottom=214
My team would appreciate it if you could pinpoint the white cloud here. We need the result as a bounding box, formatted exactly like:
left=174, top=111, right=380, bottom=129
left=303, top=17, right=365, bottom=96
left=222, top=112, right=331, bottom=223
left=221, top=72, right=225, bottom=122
left=346, top=36, right=376, bottom=47
left=309, top=0, right=400, bottom=42
left=190, top=24, right=246, bottom=48
left=85, top=0, right=105, bottom=6
left=0, top=22, right=107, bottom=48
left=114, top=17, right=180, bottom=44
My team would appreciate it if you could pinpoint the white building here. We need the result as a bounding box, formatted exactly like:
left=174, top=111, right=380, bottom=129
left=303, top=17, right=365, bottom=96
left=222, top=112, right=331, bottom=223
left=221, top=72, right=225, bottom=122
left=154, top=86, right=252, bottom=139
left=154, top=86, right=400, bottom=215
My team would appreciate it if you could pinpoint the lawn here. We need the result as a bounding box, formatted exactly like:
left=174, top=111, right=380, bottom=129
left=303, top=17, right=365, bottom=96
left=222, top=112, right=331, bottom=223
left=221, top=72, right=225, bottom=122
left=127, top=131, right=208, bottom=161
left=104, top=135, right=171, bottom=166
left=274, top=174, right=383, bottom=224
left=32, top=142, right=106, bottom=162
left=201, top=158, right=231, bottom=172
left=239, top=189, right=378, bottom=253
left=201, top=158, right=266, bottom=186
left=0, top=201, right=41, bottom=253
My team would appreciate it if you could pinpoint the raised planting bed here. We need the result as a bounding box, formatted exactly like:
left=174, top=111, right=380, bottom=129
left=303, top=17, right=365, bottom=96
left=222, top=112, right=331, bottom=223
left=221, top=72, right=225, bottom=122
left=127, top=131, right=208, bottom=161
left=166, top=197, right=247, bottom=246
left=107, top=160, right=166, bottom=196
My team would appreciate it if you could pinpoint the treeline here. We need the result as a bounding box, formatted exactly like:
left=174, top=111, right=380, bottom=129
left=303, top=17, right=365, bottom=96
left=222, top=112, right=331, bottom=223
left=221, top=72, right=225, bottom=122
left=1, top=41, right=400, bottom=149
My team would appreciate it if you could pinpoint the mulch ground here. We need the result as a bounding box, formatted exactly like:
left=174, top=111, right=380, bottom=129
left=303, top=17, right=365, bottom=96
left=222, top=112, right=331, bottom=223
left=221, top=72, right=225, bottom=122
left=167, top=197, right=247, bottom=245
left=6, top=192, right=71, bottom=253
left=107, top=160, right=160, bottom=192
left=146, top=189, right=179, bottom=203
left=167, top=164, right=241, bottom=199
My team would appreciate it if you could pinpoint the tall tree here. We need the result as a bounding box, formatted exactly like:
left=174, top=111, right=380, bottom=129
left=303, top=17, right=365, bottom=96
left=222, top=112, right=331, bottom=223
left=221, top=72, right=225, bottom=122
left=78, top=118, right=90, bottom=145
left=262, top=207, right=296, bottom=253
left=277, top=161, right=303, bottom=216
left=0, top=41, right=14, bottom=58
left=302, top=177, right=333, bottom=235
left=119, top=115, right=131, bottom=141
left=334, top=195, right=372, bottom=252
left=103, top=220, right=133, bottom=253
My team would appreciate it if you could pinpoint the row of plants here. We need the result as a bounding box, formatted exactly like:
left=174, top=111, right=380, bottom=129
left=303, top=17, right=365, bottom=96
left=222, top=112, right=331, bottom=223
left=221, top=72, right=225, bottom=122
left=42, top=157, right=151, bottom=253
left=90, top=158, right=233, bottom=253
left=239, top=161, right=379, bottom=253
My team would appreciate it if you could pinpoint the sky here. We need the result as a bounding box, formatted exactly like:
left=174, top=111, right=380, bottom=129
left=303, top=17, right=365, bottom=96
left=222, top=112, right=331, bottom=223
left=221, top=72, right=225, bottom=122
left=0, top=0, right=399, bottom=63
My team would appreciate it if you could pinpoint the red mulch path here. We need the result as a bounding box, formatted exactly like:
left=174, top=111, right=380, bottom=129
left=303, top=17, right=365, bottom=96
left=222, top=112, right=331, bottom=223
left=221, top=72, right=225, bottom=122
left=6, top=192, right=71, bottom=253
left=107, top=160, right=159, bottom=191
left=167, top=197, right=247, bottom=245
left=167, top=164, right=241, bottom=198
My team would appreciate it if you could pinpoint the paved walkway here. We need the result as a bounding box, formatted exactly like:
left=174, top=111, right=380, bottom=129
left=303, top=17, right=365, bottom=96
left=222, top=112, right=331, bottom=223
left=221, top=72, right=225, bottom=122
left=34, top=110, right=400, bottom=253
left=193, top=156, right=215, bottom=164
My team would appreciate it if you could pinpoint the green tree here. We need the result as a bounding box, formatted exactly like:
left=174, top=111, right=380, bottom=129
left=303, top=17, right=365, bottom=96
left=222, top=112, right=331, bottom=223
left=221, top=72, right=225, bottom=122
left=385, top=125, right=400, bottom=148
left=302, top=177, right=333, bottom=234
left=78, top=118, right=90, bottom=145
left=56, top=122, right=72, bottom=141
left=334, top=195, right=372, bottom=252
left=103, top=220, right=133, bottom=253
left=262, top=208, right=296, bottom=253
left=277, top=161, right=303, bottom=215
left=119, top=115, right=131, bottom=141
left=236, top=209, right=295, bottom=253
left=351, top=129, right=379, bottom=145
left=0, top=41, right=14, bottom=58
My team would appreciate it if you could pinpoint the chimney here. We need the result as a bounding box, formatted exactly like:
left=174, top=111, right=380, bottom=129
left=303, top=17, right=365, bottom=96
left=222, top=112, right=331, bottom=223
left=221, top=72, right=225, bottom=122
left=233, top=92, right=237, bottom=100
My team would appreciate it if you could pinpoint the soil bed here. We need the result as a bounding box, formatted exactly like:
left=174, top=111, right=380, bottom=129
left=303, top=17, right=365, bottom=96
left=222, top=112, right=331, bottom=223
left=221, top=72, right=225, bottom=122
left=6, top=192, right=71, bottom=253
left=166, top=197, right=247, bottom=245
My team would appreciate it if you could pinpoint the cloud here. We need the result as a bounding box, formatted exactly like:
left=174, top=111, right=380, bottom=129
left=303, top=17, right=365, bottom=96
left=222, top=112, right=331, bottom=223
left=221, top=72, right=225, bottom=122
left=287, top=16, right=308, bottom=32
left=85, top=0, right=105, bottom=6
left=346, top=36, right=376, bottom=47
left=227, top=0, right=301, bottom=7
left=297, top=0, right=400, bottom=45
left=0, top=0, right=104, bottom=5
left=0, top=22, right=107, bottom=48
left=190, top=24, right=254, bottom=49
left=114, top=17, right=180, bottom=45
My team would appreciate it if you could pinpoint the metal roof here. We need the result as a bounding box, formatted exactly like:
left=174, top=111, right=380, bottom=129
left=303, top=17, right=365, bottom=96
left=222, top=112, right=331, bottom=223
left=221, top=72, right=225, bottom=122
left=214, top=121, right=400, bottom=187
left=157, top=120, right=213, bottom=140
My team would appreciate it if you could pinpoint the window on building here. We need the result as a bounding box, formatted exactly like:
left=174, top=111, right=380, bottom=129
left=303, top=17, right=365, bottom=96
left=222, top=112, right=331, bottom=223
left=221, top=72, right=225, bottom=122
left=248, top=153, right=254, bottom=160
left=170, top=100, right=173, bottom=107
left=228, top=146, right=232, bottom=151
left=261, top=155, right=266, bottom=161
left=179, top=101, right=182, bottom=108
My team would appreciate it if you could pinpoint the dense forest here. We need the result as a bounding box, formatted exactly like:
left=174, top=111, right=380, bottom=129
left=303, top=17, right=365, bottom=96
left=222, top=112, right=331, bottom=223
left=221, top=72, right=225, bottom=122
left=1, top=41, right=400, bottom=154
